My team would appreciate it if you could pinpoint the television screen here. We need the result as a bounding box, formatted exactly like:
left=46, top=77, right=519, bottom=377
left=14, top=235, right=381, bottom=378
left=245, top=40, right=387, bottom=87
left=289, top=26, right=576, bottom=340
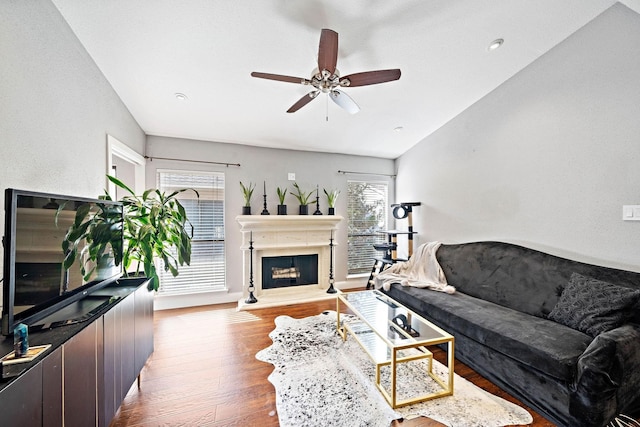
left=2, top=189, right=123, bottom=335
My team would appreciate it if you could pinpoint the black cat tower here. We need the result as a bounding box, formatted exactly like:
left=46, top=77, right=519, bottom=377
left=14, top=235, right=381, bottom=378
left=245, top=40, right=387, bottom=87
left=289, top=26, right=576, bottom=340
left=366, top=202, right=420, bottom=290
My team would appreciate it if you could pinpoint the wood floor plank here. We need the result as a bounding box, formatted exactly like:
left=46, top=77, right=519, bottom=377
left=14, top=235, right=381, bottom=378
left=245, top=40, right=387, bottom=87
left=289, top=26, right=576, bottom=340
left=110, top=298, right=555, bottom=427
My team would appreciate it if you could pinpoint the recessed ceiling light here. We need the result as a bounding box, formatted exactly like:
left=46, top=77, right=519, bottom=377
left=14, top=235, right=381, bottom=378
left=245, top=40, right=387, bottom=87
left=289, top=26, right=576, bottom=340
left=174, top=92, right=188, bottom=101
left=394, top=126, right=404, bottom=132
left=488, top=38, right=504, bottom=51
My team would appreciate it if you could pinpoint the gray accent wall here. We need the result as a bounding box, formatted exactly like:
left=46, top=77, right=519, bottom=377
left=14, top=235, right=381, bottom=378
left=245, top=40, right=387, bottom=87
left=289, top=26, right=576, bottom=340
left=145, top=135, right=396, bottom=306
left=0, top=2, right=145, bottom=303
left=395, top=3, right=640, bottom=272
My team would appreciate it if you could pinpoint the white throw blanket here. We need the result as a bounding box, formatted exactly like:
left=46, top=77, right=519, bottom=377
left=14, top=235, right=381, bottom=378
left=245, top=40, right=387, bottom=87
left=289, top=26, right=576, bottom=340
left=373, top=241, right=455, bottom=294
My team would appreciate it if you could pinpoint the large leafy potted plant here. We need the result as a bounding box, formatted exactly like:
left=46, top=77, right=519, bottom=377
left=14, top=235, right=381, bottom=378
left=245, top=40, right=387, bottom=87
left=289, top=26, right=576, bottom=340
left=108, top=176, right=197, bottom=291
left=63, top=175, right=197, bottom=291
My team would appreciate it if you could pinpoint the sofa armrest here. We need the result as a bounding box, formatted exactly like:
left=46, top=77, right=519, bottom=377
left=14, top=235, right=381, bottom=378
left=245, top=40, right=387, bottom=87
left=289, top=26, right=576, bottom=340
left=570, top=323, right=640, bottom=425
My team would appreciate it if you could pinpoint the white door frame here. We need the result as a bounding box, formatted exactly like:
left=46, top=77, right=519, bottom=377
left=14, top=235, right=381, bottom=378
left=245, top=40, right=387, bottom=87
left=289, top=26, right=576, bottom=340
left=106, top=134, right=146, bottom=197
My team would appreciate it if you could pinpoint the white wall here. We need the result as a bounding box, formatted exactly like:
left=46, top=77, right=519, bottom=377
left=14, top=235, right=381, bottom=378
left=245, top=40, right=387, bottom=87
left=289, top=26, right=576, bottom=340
left=395, top=3, right=640, bottom=272
left=145, top=135, right=396, bottom=307
left=0, top=2, right=145, bottom=304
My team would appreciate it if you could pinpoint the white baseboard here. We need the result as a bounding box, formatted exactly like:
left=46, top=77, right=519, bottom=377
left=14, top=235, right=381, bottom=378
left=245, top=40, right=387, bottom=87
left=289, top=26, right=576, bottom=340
left=154, top=290, right=243, bottom=311
left=341, top=276, right=369, bottom=290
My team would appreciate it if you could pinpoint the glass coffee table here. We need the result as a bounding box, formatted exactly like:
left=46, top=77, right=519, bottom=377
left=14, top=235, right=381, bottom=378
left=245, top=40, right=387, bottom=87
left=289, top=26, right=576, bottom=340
left=337, top=289, right=454, bottom=408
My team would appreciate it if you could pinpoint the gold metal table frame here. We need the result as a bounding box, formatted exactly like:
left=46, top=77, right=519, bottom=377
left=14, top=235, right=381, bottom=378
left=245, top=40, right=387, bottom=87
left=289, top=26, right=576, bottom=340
left=337, top=290, right=454, bottom=408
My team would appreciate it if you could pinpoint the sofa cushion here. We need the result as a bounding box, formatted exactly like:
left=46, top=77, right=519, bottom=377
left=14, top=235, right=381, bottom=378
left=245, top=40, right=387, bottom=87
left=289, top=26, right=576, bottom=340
left=384, top=284, right=593, bottom=381
left=548, top=273, right=640, bottom=337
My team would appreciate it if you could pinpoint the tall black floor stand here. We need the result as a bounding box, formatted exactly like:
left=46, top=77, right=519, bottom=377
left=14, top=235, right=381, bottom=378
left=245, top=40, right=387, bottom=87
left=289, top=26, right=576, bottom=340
left=327, top=230, right=337, bottom=294
left=245, top=232, right=258, bottom=303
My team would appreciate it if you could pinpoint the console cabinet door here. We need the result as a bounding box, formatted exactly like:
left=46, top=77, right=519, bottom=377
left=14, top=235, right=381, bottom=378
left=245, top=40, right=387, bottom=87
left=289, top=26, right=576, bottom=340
left=42, top=346, right=63, bottom=427
left=100, top=306, right=117, bottom=427
left=134, top=283, right=154, bottom=375
left=100, top=289, right=137, bottom=427
left=64, top=321, right=98, bottom=427
left=120, top=290, right=137, bottom=400
left=0, top=363, right=43, bottom=427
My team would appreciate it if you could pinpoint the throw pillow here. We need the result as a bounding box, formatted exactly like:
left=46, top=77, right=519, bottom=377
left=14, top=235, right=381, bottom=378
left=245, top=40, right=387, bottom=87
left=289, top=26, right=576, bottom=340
left=548, top=273, right=640, bottom=337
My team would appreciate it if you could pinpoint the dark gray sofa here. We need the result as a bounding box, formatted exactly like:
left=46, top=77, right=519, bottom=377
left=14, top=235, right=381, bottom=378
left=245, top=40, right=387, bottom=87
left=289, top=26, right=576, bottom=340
left=381, top=241, right=640, bottom=427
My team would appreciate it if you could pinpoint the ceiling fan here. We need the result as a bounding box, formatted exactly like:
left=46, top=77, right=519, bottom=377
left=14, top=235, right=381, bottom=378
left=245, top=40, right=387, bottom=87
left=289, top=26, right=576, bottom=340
left=251, top=28, right=401, bottom=114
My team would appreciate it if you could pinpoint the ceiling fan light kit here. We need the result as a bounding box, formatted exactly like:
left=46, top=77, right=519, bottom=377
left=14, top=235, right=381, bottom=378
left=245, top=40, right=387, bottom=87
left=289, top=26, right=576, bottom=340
left=251, top=28, right=401, bottom=114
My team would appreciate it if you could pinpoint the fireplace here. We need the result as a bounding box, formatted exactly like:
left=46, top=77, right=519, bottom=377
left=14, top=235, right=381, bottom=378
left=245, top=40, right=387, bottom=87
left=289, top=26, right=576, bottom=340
left=236, top=215, right=342, bottom=309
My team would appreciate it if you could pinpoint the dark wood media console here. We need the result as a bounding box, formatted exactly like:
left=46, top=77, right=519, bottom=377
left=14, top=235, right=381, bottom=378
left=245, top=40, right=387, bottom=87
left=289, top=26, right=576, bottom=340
left=0, top=277, right=154, bottom=427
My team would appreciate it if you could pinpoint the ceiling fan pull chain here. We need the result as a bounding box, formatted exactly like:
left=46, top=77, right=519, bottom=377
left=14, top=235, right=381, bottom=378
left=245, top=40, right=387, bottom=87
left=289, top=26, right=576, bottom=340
left=326, top=94, right=329, bottom=122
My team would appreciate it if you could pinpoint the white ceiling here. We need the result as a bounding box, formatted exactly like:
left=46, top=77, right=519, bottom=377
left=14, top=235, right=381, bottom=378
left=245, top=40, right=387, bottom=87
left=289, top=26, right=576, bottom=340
left=51, top=0, right=640, bottom=159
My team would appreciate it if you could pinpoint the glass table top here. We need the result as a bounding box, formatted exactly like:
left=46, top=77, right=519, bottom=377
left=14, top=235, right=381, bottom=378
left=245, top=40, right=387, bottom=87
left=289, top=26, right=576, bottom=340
left=339, top=290, right=453, bottom=364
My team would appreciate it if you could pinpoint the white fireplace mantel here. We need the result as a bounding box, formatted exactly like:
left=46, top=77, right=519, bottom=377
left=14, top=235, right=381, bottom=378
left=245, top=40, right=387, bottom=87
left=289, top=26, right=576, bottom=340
left=237, top=215, right=342, bottom=249
left=236, top=215, right=343, bottom=310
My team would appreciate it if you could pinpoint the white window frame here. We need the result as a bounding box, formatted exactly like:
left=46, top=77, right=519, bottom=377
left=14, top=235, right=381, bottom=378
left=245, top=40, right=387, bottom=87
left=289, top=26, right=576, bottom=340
left=346, top=180, right=389, bottom=276
left=156, top=169, right=226, bottom=296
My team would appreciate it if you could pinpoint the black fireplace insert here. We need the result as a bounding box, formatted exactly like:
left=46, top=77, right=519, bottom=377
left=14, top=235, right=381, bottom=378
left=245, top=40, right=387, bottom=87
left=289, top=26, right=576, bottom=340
left=262, top=254, right=318, bottom=289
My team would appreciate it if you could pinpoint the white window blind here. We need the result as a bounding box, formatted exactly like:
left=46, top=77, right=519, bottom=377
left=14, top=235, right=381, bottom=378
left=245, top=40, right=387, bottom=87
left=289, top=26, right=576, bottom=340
left=347, top=180, right=388, bottom=275
left=156, top=170, right=226, bottom=295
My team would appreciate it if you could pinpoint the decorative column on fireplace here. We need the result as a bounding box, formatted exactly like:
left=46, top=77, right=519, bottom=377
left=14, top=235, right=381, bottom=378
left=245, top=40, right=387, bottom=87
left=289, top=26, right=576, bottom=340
left=236, top=215, right=343, bottom=309
left=245, top=231, right=258, bottom=304
left=327, top=230, right=337, bottom=294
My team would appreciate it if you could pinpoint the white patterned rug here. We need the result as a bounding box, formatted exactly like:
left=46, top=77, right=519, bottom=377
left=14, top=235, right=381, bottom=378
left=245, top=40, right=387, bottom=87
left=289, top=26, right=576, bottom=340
left=256, top=311, right=533, bottom=427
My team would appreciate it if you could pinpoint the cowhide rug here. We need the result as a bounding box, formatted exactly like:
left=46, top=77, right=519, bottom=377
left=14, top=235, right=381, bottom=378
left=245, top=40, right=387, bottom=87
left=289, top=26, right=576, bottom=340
left=256, top=311, right=533, bottom=427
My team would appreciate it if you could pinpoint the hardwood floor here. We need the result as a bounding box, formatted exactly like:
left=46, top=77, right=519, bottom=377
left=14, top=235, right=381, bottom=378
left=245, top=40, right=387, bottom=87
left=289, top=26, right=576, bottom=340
left=110, top=297, right=556, bottom=427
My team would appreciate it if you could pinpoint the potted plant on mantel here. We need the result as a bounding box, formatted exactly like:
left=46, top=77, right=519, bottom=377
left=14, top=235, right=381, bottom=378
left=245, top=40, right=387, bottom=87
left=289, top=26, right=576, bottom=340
left=324, top=188, right=340, bottom=215
left=292, top=182, right=314, bottom=215
left=62, top=175, right=198, bottom=291
left=240, top=181, right=255, bottom=215
left=276, top=186, right=288, bottom=215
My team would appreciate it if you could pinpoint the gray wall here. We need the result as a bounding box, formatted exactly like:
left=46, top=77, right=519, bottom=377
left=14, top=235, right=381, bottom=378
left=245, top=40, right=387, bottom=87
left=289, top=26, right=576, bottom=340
left=146, top=135, right=395, bottom=305
left=395, top=3, right=640, bottom=272
left=0, top=2, right=145, bottom=304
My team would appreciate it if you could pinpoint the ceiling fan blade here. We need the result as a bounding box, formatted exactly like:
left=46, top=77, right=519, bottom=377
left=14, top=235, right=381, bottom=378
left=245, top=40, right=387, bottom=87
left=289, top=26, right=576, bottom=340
left=287, top=91, right=319, bottom=113
left=330, top=90, right=360, bottom=114
left=317, top=29, right=338, bottom=75
left=251, top=72, right=310, bottom=85
left=340, top=69, right=401, bottom=87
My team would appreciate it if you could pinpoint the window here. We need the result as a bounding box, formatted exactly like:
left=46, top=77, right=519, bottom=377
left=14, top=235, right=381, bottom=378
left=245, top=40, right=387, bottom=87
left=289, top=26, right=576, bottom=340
left=156, top=170, right=226, bottom=295
left=347, top=180, right=388, bottom=275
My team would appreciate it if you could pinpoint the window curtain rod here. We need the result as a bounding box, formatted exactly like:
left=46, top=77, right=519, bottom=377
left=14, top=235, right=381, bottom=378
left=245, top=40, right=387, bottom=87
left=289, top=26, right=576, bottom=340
left=338, top=170, right=396, bottom=178
left=145, top=155, right=240, bottom=167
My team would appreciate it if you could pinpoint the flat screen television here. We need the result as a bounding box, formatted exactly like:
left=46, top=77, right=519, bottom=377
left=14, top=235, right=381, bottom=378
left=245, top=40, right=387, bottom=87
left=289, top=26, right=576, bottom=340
left=2, top=188, right=123, bottom=335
